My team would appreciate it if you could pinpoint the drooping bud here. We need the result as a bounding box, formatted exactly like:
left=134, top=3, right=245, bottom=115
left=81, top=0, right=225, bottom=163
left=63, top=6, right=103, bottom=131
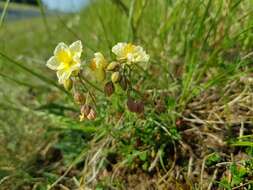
left=87, top=108, right=96, bottom=120
left=74, top=92, right=86, bottom=105
left=111, top=72, right=120, bottom=83
left=63, top=79, right=73, bottom=91
left=80, top=105, right=91, bottom=117
left=106, top=61, right=120, bottom=71
left=127, top=98, right=137, bottom=113
left=136, top=101, right=144, bottom=114
left=127, top=98, right=144, bottom=114
left=72, top=70, right=80, bottom=76
left=80, top=105, right=96, bottom=121
left=104, top=81, right=115, bottom=97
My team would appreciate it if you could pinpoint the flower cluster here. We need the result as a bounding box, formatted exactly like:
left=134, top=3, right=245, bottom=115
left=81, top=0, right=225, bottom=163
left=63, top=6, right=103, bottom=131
left=46, top=41, right=149, bottom=121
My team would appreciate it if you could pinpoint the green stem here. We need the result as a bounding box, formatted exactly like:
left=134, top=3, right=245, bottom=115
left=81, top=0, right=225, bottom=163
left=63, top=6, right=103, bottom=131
left=0, top=0, right=10, bottom=29
left=79, top=74, right=104, bottom=93
left=78, top=76, right=97, bottom=107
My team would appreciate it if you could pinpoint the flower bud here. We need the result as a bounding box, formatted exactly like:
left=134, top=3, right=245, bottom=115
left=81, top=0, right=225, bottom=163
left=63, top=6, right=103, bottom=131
left=106, top=61, right=119, bottom=71
left=127, top=98, right=138, bottom=113
left=111, top=72, right=120, bottom=83
left=95, top=69, right=106, bottom=82
left=104, top=81, right=115, bottom=97
left=63, top=79, right=73, bottom=91
left=87, top=108, right=96, bottom=120
left=80, top=105, right=91, bottom=116
left=127, top=98, right=144, bottom=114
left=136, top=101, right=144, bottom=114
left=74, top=92, right=86, bottom=105
left=72, top=70, right=80, bottom=76
left=80, top=105, right=96, bottom=121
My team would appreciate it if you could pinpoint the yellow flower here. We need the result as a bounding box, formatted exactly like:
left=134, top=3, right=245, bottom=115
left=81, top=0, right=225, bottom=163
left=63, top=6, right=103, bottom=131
left=46, top=40, right=83, bottom=84
left=90, top=52, right=108, bottom=81
left=112, top=42, right=149, bottom=64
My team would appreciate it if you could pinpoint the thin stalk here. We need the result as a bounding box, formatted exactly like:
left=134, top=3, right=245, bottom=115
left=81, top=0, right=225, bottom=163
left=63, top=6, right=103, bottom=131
left=111, top=0, right=129, bottom=16
left=96, top=10, right=112, bottom=54
left=0, top=0, right=10, bottom=29
left=36, top=0, right=51, bottom=37
left=56, top=15, right=96, bottom=52
left=128, top=0, right=136, bottom=41
left=79, top=74, right=103, bottom=93
left=0, top=51, right=68, bottom=94
left=0, top=72, right=39, bottom=89
left=78, top=76, right=97, bottom=107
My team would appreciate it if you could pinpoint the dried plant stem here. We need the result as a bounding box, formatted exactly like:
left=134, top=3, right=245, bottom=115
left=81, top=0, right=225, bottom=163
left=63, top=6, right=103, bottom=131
left=207, top=169, right=218, bottom=190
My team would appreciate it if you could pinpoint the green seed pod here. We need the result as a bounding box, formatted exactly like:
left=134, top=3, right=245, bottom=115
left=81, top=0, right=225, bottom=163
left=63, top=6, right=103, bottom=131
left=111, top=72, right=121, bottom=83
left=106, top=61, right=120, bottom=71
left=63, top=79, right=73, bottom=91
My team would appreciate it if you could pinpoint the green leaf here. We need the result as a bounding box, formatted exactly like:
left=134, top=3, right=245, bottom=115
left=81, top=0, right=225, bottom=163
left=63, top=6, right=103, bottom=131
left=139, top=151, right=147, bottom=161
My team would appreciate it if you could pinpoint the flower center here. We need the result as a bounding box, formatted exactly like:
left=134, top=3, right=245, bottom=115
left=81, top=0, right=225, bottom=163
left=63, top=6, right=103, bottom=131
left=123, top=44, right=134, bottom=58
left=64, top=60, right=76, bottom=68
left=57, top=50, right=76, bottom=68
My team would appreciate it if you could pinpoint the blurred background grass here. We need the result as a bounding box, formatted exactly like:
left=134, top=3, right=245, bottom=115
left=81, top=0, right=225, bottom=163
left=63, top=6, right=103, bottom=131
left=1, top=0, right=253, bottom=189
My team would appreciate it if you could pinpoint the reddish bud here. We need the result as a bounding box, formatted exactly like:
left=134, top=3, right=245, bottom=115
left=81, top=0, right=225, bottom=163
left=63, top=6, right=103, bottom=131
left=136, top=101, right=144, bottom=114
left=87, top=108, right=96, bottom=120
left=127, top=98, right=137, bottom=113
left=80, top=105, right=91, bottom=116
left=127, top=98, right=144, bottom=114
left=104, top=81, right=115, bottom=97
left=74, top=92, right=86, bottom=105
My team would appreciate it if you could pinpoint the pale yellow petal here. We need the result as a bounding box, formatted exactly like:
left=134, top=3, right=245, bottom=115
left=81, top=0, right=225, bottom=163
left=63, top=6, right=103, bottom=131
left=69, top=56, right=81, bottom=71
left=56, top=62, right=67, bottom=70
left=69, top=40, right=83, bottom=57
left=54, top=42, right=68, bottom=56
left=94, top=52, right=107, bottom=68
left=57, top=69, right=72, bottom=84
left=112, top=42, right=127, bottom=59
left=46, top=56, right=60, bottom=70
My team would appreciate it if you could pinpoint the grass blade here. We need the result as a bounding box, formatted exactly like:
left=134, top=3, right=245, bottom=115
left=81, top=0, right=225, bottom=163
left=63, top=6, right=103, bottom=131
left=0, top=51, right=68, bottom=94
left=36, top=0, right=51, bottom=37
left=0, top=0, right=10, bottom=29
